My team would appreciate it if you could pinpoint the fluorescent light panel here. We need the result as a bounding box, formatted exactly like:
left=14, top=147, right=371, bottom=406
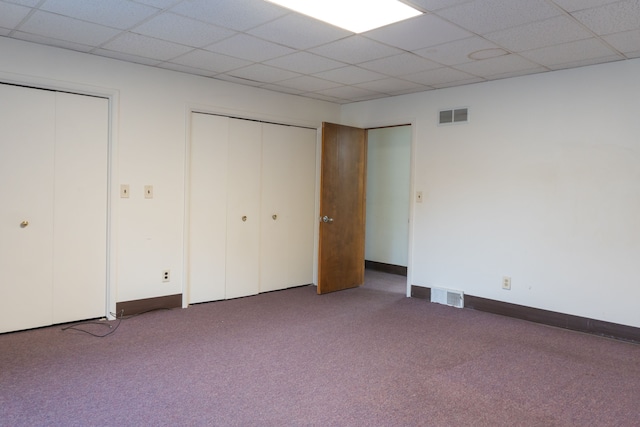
left=266, top=0, right=422, bottom=33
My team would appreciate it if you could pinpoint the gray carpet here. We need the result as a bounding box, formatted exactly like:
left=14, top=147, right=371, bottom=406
left=1, top=270, right=639, bottom=426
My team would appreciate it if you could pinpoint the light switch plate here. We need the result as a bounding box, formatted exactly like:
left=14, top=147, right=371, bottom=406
left=144, top=185, right=153, bottom=199
left=120, top=184, right=130, bottom=198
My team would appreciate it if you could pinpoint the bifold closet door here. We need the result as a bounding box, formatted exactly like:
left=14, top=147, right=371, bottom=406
left=260, top=124, right=316, bottom=292
left=0, top=85, right=108, bottom=333
left=0, top=84, right=56, bottom=333
left=225, top=119, right=261, bottom=299
left=188, top=114, right=229, bottom=304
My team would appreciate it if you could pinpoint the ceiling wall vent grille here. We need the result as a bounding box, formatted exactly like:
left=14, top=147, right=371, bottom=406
left=439, top=107, right=469, bottom=125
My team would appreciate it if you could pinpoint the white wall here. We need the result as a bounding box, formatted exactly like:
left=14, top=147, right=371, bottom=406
left=0, top=37, right=340, bottom=308
left=342, top=58, right=640, bottom=328
left=366, top=126, right=411, bottom=266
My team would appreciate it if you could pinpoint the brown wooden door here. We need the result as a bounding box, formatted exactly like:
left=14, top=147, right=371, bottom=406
left=317, top=122, right=367, bottom=294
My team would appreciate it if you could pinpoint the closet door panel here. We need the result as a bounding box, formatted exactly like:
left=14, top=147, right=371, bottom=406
left=261, top=124, right=316, bottom=292
left=188, top=114, right=229, bottom=304
left=226, top=119, right=261, bottom=299
left=52, top=93, right=109, bottom=324
left=0, top=84, right=56, bottom=333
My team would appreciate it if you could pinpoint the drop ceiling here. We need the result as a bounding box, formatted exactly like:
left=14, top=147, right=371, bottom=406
left=1, top=0, right=638, bottom=104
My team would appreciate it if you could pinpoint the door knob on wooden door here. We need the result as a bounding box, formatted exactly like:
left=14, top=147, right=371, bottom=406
left=20, top=220, right=29, bottom=228
left=321, top=215, right=333, bottom=223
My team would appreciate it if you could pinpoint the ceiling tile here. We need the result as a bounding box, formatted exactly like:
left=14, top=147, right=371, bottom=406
left=170, top=0, right=287, bottom=31
left=519, top=38, right=622, bottom=67
left=156, top=62, right=215, bottom=77
left=3, top=0, right=42, bottom=6
left=415, top=36, right=502, bottom=66
left=571, top=0, right=640, bottom=35
left=309, top=36, right=403, bottom=64
left=485, top=15, right=593, bottom=52
left=546, top=54, right=625, bottom=70
left=603, top=29, right=640, bottom=56
left=355, top=78, right=429, bottom=94
left=312, top=66, right=386, bottom=85
left=92, top=48, right=163, bottom=66
left=11, top=30, right=95, bottom=52
left=19, top=11, right=121, bottom=46
left=133, top=0, right=182, bottom=8
left=276, top=75, right=341, bottom=92
left=206, top=34, right=295, bottom=62
left=0, top=2, right=30, bottom=28
left=264, top=52, right=345, bottom=74
left=102, top=32, right=194, bottom=61
left=259, top=83, right=306, bottom=95
left=551, top=0, right=625, bottom=13
left=247, top=12, right=351, bottom=50
left=359, top=53, right=441, bottom=76
left=169, top=49, right=251, bottom=73
left=404, top=0, right=475, bottom=11
left=132, top=12, right=235, bottom=47
left=365, top=13, right=472, bottom=51
left=437, top=0, right=562, bottom=34
left=454, top=53, right=544, bottom=77
left=40, top=0, right=159, bottom=30
left=213, top=73, right=265, bottom=87
left=404, top=67, right=481, bottom=86
left=228, top=63, right=301, bottom=83
left=313, top=85, right=384, bottom=102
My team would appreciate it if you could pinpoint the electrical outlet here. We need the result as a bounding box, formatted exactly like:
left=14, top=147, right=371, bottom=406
left=162, top=269, right=170, bottom=282
left=502, top=276, right=511, bottom=290
left=120, top=184, right=130, bottom=198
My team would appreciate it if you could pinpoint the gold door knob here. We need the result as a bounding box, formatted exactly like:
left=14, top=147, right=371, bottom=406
left=272, top=214, right=277, bottom=220
left=20, top=220, right=29, bottom=228
left=242, top=216, right=247, bottom=222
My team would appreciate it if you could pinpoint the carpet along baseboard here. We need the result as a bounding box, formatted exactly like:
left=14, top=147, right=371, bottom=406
left=410, top=285, right=640, bottom=344
left=116, top=294, right=182, bottom=317
left=365, top=260, right=408, bottom=276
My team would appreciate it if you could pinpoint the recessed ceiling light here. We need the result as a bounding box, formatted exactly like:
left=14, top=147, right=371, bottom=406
left=265, top=0, right=423, bottom=33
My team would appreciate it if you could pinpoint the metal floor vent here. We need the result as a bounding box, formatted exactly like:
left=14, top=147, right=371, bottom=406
left=431, top=288, right=464, bottom=308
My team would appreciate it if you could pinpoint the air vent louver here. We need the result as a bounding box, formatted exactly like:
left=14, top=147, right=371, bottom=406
left=439, top=107, right=469, bottom=125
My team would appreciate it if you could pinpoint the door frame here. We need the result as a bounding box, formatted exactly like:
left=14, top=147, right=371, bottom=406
left=0, top=72, right=119, bottom=319
left=319, top=118, right=417, bottom=297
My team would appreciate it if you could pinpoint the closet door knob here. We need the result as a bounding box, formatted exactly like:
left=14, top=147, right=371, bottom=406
left=272, top=214, right=277, bottom=220
left=242, top=216, right=247, bottom=222
left=20, top=220, right=29, bottom=228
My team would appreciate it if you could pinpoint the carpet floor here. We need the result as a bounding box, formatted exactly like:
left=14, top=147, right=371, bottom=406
left=1, top=270, right=639, bottom=426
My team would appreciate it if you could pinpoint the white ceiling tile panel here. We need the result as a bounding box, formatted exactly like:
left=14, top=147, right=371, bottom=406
left=264, top=52, right=345, bottom=74
left=301, top=92, right=346, bottom=103
left=312, top=66, right=387, bottom=85
left=229, top=63, right=301, bottom=83
left=454, top=53, right=544, bottom=77
left=404, top=0, right=475, bottom=12
left=355, top=78, right=429, bottom=94
left=359, top=53, right=441, bottom=76
left=603, top=29, right=640, bottom=56
left=169, top=49, right=251, bottom=73
left=404, top=67, right=480, bottom=86
left=40, top=0, right=159, bottom=30
left=437, top=0, right=562, bottom=34
left=156, top=62, right=216, bottom=77
left=132, top=12, right=235, bottom=47
left=546, top=54, right=625, bottom=70
left=102, top=32, right=194, bottom=61
left=275, top=75, right=342, bottom=92
left=519, top=38, right=622, bottom=67
left=11, top=30, right=95, bottom=52
left=485, top=15, right=593, bottom=52
left=3, top=0, right=41, bottom=6
left=431, top=77, right=485, bottom=89
left=92, top=48, right=163, bottom=66
left=132, top=0, right=182, bottom=8
left=19, top=11, right=121, bottom=46
left=247, top=13, right=351, bottom=50
left=365, top=13, right=472, bottom=51
left=571, top=0, right=640, bottom=35
left=551, top=0, right=625, bottom=13
left=415, top=36, right=502, bottom=65
left=206, top=34, right=295, bottom=62
left=309, top=36, right=403, bottom=64
left=259, top=83, right=306, bottom=95
left=213, top=73, right=266, bottom=87
left=169, top=0, right=287, bottom=31
left=0, top=1, right=30, bottom=28
left=313, top=85, right=384, bottom=101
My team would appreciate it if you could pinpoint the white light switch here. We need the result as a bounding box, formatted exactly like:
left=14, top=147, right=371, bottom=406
left=416, top=191, right=423, bottom=203
left=144, top=185, right=153, bottom=199
left=120, top=184, right=130, bottom=198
